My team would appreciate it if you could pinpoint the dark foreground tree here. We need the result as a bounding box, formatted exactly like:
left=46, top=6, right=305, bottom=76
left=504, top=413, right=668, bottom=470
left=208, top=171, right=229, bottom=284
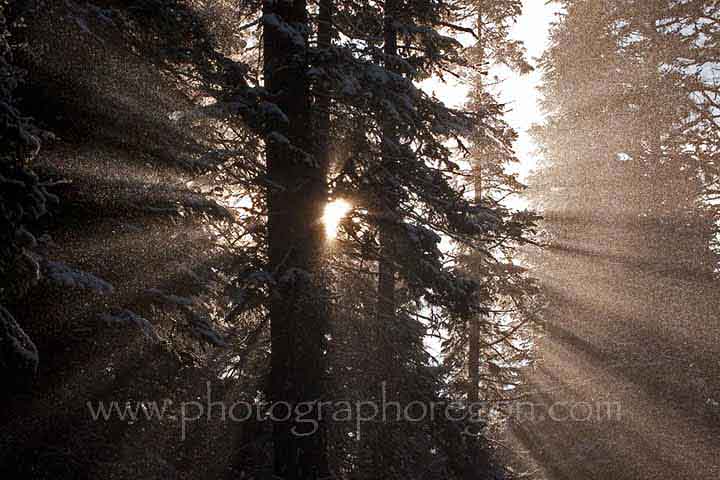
left=263, top=0, right=331, bottom=477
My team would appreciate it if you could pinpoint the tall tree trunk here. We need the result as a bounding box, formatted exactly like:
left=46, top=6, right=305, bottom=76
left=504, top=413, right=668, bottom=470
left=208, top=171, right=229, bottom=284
left=466, top=8, right=489, bottom=479
left=468, top=1, right=484, bottom=411
left=377, top=0, right=399, bottom=330
left=365, top=2, right=401, bottom=476
left=263, top=1, right=329, bottom=478
left=467, top=2, right=487, bottom=408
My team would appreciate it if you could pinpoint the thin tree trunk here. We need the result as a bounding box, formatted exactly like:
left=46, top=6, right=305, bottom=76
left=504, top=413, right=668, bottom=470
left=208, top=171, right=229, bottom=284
left=466, top=8, right=489, bottom=479
left=468, top=1, right=484, bottom=410
left=366, top=2, right=400, bottom=476
left=377, top=0, right=399, bottom=331
left=263, top=0, right=329, bottom=477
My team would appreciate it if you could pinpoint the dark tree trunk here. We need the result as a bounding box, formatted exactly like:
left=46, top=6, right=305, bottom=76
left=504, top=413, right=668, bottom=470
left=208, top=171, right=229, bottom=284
left=263, top=1, right=329, bottom=477
left=377, top=0, right=399, bottom=342
left=366, top=2, right=401, bottom=476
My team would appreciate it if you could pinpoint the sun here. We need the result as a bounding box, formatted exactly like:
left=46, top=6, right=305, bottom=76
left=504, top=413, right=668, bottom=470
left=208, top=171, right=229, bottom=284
left=322, top=199, right=352, bottom=240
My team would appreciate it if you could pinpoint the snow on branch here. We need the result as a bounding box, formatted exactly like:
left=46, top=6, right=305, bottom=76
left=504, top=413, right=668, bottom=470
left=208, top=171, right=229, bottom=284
left=100, top=309, right=160, bottom=342
left=44, top=261, right=114, bottom=294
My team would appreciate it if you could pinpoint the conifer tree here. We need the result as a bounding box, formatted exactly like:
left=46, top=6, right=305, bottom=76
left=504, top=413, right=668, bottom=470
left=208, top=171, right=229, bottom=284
left=263, top=0, right=331, bottom=477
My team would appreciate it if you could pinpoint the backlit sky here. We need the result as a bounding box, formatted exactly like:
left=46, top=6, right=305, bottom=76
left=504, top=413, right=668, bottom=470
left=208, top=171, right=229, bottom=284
left=422, top=0, right=562, bottom=184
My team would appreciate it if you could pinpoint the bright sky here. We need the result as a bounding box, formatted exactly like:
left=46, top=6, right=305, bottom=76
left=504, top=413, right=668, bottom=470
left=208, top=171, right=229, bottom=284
left=422, top=0, right=562, bottom=185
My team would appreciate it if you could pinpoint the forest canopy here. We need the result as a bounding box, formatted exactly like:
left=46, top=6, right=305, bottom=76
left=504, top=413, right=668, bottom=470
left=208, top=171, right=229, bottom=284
left=1, top=1, right=720, bottom=479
